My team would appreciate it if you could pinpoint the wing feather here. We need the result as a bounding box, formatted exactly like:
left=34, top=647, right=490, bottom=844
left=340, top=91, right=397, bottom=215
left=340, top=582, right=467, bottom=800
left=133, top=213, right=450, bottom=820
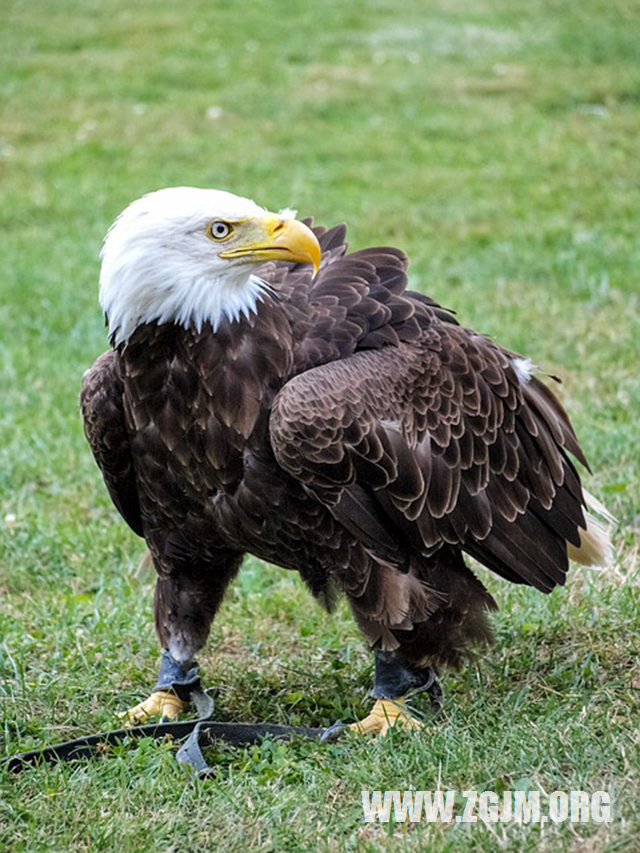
left=80, top=350, right=143, bottom=537
left=270, top=313, right=594, bottom=593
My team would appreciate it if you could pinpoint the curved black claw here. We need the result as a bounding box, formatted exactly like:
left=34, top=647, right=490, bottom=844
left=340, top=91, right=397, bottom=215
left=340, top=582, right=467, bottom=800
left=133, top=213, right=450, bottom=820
left=320, top=721, right=347, bottom=743
left=320, top=697, right=425, bottom=739
left=422, top=673, right=444, bottom=711
left=372, top=651, right=444, bottom=711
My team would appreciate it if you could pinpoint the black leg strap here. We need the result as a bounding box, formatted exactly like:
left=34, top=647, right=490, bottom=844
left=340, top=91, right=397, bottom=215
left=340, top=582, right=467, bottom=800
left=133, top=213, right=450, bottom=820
left=4, top=713, right=323, bottom=777
left=3, top=652, right=443, bottom=775
left=371, top=650, right=443, bottom=708
left=154, top=649, right=203, bottom=701
left=3, top=651, right=325, bottom=776
left=175, top=721, right=322, bottom=779
left=152, top=649, right=215, bottom=720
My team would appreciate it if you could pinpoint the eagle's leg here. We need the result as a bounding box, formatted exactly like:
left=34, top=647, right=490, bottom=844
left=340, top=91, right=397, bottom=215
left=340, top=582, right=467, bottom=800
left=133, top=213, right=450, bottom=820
left=322, top=650, right=442, bottom=740
left=120, top=549, right=243, bottom=725
left=322, top=550, right=495, bottom=739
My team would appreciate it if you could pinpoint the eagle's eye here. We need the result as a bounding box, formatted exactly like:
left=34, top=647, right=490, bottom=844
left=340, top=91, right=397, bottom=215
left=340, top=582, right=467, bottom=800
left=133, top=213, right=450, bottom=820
left=208, top=220, right=233, bottom=241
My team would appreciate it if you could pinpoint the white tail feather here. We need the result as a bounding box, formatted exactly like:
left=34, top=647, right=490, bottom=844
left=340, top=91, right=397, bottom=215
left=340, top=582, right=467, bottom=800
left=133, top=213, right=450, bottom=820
left=582, top=489, right=617, bottom=525
left=567, top=491, right=615, bottom=567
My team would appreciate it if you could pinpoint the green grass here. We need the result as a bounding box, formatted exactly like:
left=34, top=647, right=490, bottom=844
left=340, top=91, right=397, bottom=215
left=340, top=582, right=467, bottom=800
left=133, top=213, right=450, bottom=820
left=1, top=0, right=639, bottom=850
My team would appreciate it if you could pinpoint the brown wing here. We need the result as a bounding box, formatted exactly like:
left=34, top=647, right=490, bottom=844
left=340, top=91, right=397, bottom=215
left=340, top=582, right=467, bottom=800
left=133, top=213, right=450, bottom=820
left=80, top=350, right=143, bottom=537
left=259, top=222, right=453, bottom=375
left=269, top=311, right=589, bottom=594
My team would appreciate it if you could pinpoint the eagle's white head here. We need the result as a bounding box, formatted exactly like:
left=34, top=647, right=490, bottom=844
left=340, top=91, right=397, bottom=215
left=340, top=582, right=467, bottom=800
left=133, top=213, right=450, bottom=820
left=99, top=187, right=321, bottom=344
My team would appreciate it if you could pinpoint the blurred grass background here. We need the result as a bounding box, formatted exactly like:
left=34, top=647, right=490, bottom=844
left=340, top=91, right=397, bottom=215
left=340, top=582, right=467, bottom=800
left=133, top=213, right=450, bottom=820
left=1, top=0, right=639, bottom=851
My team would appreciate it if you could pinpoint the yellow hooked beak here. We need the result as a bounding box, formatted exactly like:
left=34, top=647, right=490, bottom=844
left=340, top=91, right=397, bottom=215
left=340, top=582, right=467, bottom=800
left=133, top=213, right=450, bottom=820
left=219, top=215, right=321, bottom=274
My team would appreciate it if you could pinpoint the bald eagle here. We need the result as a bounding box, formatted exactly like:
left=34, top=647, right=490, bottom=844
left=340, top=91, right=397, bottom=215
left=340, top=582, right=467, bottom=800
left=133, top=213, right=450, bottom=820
left=81, top=187, right=611, bottom=735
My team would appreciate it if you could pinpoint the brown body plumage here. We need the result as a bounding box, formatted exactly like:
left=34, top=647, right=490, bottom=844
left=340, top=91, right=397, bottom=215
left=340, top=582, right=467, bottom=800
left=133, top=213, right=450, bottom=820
left=81, top=190, right=609, bottom=722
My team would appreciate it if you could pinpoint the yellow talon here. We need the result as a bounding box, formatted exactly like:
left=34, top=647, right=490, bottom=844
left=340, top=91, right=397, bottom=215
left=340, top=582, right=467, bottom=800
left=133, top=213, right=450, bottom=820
left=117, top=690, right=189, bottom=726
left=348, top=697, right=423, bottom=736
